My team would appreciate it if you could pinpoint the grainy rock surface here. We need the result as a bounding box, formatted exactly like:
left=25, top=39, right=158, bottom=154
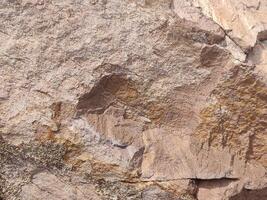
left=0, top=0, right=266, bottom=199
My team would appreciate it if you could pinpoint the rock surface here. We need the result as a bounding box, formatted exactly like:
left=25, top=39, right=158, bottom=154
left=0, top=0, right=266, bottom=199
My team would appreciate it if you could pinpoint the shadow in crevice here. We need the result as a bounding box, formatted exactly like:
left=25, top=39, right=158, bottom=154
left=230, top=187, right=267, bottom=200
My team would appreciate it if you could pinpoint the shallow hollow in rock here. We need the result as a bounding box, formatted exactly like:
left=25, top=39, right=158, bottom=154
left=76, top=74, right=139, bottom=115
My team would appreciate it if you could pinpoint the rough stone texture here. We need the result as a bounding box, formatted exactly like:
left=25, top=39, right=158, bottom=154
left=0, top=0, right=266, bottom=200
left=196, top=0, right=267, bottom=50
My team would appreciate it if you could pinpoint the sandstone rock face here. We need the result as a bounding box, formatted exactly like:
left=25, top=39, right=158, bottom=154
left=0, top=0, right=266, bottom=200
left=196, top=0, right=267, bottom=50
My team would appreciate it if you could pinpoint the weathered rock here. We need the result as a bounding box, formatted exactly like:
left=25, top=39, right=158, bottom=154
left=0, top=0, right=266, bottom=199
left=196, top=0, right=267, bottom=50
left=20, top=172, right=101, bottom=200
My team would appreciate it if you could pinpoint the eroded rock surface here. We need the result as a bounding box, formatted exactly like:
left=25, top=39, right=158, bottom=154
left=0, top=0, right=266, bottom=199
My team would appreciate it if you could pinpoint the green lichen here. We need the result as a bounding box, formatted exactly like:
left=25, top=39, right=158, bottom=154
left=0, top=136, right=67, bottom=199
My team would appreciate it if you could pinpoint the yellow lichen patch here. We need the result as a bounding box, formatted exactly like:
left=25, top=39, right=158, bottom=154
left=195, top=65, right=267, bottom=166
left=145, top=100, right=165, bottom=122
left=35, top=126, right=56, bottom=142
